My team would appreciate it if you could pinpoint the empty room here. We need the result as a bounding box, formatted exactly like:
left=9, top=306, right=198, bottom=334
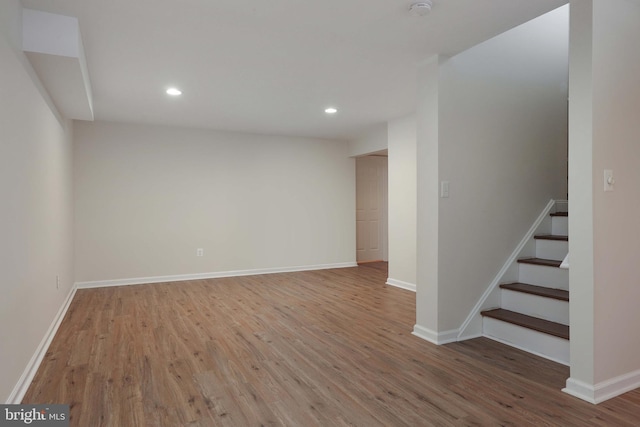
left=2, top=0, right=640, bottom=425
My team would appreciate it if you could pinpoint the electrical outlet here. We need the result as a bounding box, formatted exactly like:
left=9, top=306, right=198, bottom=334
left=197, top=248, right=204, bottom=257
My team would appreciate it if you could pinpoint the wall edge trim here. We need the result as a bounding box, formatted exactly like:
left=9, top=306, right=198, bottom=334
left=412, top=324, right=459, bottom=345
left=386, top=278, right=416, bottom=292
left=564, top=370, right=640, bottom=404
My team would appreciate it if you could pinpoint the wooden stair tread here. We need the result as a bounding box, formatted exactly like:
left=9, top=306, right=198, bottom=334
left=481, top=308, right=569, bottom=340
left=500, top=283, right=569, bottom=302
left=517, top=258, right=562, bottom=268
left=550, top=212, right=568, bottom=217
left=534, top=234, right=568, bottom=241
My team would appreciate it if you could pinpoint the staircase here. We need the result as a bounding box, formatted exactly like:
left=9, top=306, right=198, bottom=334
left=481, top=211, right=569, bottom=365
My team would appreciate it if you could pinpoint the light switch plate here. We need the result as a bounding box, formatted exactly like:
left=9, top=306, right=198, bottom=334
left=441, top=181, right=450, bottom=198
left=604, top=169, right=614, bottom=192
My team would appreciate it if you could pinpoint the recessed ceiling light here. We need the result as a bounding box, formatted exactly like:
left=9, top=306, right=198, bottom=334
left=166, top=87, right=182, bottom=96
left=325, top=107, right=338, bottom=114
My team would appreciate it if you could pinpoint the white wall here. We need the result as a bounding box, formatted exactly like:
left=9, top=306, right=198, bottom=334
left=74, top=121, right=355, bottom=284
left=415, top=6, right=569, bottom=337
left=0, top=1, right=74, bottom=402
left=387, top=115, right=417, bottom=288
left=567, top=0, right=640, bottom=402
left=591, top=0, right=640, bottom=387
left=437, top=5, right=569, bottom=331
left=348, top=122, right=388, bottom=157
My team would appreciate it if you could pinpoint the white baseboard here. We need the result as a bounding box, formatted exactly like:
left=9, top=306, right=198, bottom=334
left=458, top=331, right=483, bottom=341
left=386, top=278, right=416, bottom=292
left=75, top=262, right=358, bottom=289
left=564, top=369, right=640, bottom=404
left=563, top=378, right=596, bottom=403
left=6, top=284, right=77, bottom=404
left=412, top=324, right=459, bottom=345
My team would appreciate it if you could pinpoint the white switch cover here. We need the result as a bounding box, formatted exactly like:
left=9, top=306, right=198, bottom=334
left=441, top=181, right=450, bottom=198
left=604, top=169, right=614, bottom=192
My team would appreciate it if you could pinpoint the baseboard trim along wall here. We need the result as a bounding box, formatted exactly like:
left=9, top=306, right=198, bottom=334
left=412, top=324, right=459, bottom=345
left=75, top=262, right=358, bottom=289
left=7, top=284, right=78, bottom=404
left=386, top=278, right=416, bottom=292
left=564, top=370, right=640, bottom=404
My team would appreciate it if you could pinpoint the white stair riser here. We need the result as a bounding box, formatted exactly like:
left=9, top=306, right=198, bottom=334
left=483, top=317, right=569, bottom=365
left=551, top=216, right=568, bottom=235
left=518, top=264, right=568, bottom=290
left=555, top=202, right=568, bottom=213
left=535, top=240, right=568, bottom=261
left=501, top=290, right=569, bottom=325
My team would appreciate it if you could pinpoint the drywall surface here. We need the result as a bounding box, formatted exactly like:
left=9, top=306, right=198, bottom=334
left=415, top=57, right=441, bottom=334
left=567, top=0, right=596, bottom=388
left=589, top=0, right=640, bottom=385
left=0, top=1, right=74, bottom=402
left=567, top=0, right=640, bottom=401
left=348, top=122, right=388, bottom=157
left=387, top=115, right=417, bottom=287
left=436, top=6, right=569, bottom=331
left=74, top=121, right=355, bottom=283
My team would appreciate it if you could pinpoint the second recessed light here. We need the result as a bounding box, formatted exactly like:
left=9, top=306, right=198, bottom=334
left=325, top=107, right=338, bottom=114
left=166, top=87, right=182, bottom=96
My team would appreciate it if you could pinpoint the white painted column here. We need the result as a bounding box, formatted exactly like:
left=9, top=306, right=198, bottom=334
left=564, top=0, right=596, bottom=401
left=413, top=56, right=442, bottom=343
left=565, top=0, right=640, bottom=404
left=387, top=115, right=417, bottom=291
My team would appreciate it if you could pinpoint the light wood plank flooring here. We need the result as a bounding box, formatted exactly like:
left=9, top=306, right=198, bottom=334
left=23, top=263, right=640, bottom=426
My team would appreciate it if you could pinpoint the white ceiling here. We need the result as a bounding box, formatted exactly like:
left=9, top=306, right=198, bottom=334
left=21, top=0, right=567, bottom=140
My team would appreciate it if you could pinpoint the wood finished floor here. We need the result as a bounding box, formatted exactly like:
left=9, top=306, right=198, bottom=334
left=24, top=263, right=640, bottom=426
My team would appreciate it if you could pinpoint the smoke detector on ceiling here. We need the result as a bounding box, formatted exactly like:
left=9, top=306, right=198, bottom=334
left=409, top=1, right=433, bottom=17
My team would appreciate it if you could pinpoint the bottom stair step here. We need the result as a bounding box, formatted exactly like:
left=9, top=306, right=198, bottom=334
left=481, top=309, right=569, bottom=340
left=481, top=309, right=570, bottom=365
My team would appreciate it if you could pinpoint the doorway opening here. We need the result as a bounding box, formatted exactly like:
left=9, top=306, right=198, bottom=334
left=355, top=152, right=388, bottom=264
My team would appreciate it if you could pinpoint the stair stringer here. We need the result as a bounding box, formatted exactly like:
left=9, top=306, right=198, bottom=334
left=456, top=199, right=560, bottom=341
